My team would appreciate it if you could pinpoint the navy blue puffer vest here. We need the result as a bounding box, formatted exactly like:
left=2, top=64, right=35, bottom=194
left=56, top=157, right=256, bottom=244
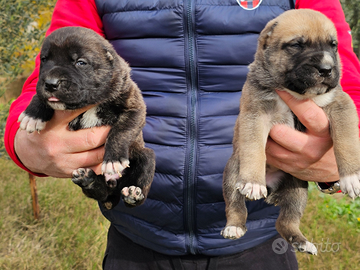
left=95, top=0, right=294, bottom=256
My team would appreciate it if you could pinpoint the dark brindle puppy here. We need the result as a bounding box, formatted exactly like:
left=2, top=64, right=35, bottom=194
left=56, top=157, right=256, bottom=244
left=18, top=27, right=155, bottom=210
left=221, top=9, right=360, bottom=255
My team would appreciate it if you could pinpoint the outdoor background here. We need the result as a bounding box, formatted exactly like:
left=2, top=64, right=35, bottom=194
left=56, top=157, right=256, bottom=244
left=0, top=1, right=359, bottom=269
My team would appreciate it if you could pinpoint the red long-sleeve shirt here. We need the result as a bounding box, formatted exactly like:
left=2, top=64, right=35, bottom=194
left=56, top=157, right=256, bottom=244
left=5, top=0, right=360, bottom=174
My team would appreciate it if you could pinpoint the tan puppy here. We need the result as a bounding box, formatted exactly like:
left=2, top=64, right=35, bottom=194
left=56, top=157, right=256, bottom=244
left=221, top=9, right=360, bottom=255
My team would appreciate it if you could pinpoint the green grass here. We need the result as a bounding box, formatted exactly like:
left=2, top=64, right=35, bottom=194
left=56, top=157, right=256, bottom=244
left=297, top=184, right=360, bottom=269
left=0, top=158, right=109, bottom=270
left=0, top=158, right=359, bottom=269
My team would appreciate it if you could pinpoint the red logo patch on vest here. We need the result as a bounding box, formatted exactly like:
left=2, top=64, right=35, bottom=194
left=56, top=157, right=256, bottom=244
left=237, top=0, right=263, bottom=10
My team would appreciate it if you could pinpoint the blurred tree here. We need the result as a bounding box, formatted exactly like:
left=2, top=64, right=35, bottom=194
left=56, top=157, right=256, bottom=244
left=0, top=0, right=55, bottom=95
left=0, top=0, right=56, bottom=157
left=341, top=0, right=360, bottom=58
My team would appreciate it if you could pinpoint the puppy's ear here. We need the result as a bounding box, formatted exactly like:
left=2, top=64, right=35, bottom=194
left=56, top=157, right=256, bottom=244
left=258, top=21, right=278, bottom=50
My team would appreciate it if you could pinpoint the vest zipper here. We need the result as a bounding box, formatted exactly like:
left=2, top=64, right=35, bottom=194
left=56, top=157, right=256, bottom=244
left=184, top=0, right=198, bottom=255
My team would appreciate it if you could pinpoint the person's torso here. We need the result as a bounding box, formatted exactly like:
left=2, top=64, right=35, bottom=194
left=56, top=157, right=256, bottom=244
left=95, top=0, right=294, bottom=256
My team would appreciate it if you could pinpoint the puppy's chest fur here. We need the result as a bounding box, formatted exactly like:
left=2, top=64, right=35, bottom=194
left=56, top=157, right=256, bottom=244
left=268, top=94, right=306, bottom=132
left=265, top=89, right=336, bottom=133
left=68, top=103, right=122, bottom=131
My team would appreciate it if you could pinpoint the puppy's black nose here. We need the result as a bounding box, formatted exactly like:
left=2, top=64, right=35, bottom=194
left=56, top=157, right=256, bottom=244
left=44, top=78, right=60, bottom=92
left=318, top=64, right=332, bottom=78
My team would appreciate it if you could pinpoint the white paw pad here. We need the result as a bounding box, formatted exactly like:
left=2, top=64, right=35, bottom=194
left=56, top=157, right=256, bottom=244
left=121, top=186, right=144, bottom=205
left=340, top=173, right=360, bottom=198
left=221, top=226, right=246, bottom=239
left=18, top=112, right=47, bottom=133
left=236, top=182, right=267, bottom=200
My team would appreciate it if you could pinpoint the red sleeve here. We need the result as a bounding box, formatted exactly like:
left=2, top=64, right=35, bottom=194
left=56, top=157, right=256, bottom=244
left=296, top=0, right=360, bottom=123
left=4, top=0, right=103, bottom=174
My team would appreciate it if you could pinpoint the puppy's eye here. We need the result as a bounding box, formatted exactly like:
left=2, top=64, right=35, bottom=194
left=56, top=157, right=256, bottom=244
left=331, top=40, right=338, bottom=49
left=290, top=42, right=304, bottom=49
left=75, top=59, right=87, bottom=66
left=282, top=41, right=304, bottom=51
left=40, top=56, right=47, bottom=63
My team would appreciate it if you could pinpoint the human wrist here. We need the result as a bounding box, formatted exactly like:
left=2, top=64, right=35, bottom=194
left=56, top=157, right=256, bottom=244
left=315, top=181, right=341, bottom=194
left=14, top=129, right=47, bottom=176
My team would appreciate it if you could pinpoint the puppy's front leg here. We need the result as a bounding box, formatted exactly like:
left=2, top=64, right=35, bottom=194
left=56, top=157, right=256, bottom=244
left=102, top=108, right=146, bottom=187
left=18, top=95, right=54, bottom=133
left=235, top=111, right=271, bottom=200
left=325, top=91, right=360, bottom=198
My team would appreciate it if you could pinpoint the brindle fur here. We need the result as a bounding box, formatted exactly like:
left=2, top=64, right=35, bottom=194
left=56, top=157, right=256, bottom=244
left=18, top=27, right=155, bottom=210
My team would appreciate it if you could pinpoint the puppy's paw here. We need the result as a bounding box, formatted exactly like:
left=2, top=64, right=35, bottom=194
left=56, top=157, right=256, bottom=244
left=104, top=172, right=120, bottom=188
left=72, top=168, right=95, bottom=187
left=121, top=186, right=144, bottom=206
left=18, top=112, right=47, bottom=133
left=236, top=182, right=267, bottom=200
left=340, top=172, right=360, bottom=198
left=221, top=226, right=246, bottom=240
left=102, top=159, right=130, bottom=187
left=293, top=241, right=318, bottom=255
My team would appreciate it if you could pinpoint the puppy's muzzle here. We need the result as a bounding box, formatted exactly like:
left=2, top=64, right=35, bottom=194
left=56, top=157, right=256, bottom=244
left=44, top=77, right=61, bottom=92
left=318, top=64, right=332, bottom=78
left=316, top=51, right=335, bottom=78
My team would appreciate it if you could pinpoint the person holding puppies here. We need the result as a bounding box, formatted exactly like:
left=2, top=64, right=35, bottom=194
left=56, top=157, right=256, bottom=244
left=5, top=0, right=360, bottom=269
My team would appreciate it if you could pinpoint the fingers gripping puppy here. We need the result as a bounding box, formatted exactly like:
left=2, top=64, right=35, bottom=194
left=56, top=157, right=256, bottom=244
left=221, top=9, right=360, bottom=255
left=18, top=27, right=155, bottom=210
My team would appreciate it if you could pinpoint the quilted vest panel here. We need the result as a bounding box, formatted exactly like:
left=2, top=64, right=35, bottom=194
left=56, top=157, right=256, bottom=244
left=95, top=0, right=294, bottom=256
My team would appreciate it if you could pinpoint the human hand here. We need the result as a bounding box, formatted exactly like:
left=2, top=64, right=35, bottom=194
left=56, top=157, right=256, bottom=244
left=266, top=90, right=339, bottom=182
left=14, top=105, right=110, bottom=178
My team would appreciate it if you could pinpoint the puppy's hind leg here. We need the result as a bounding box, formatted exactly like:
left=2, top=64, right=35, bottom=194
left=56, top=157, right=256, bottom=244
left=221, top=155, right=247, bottom=239
left=120, top=141, right=155, bottom=207
left=72, top=168, right=120, bottom=210
left=269, top=175, right=317, bottom=255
